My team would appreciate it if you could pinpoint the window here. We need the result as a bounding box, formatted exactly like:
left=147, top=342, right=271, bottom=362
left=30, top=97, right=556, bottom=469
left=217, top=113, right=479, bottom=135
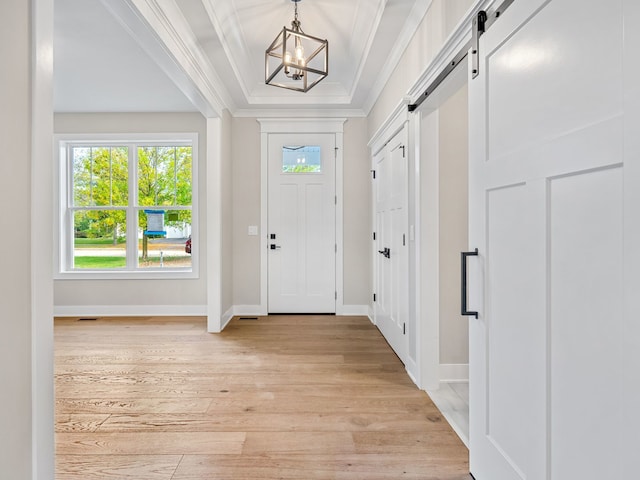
left=282, top=145, right=322, bottom=173
left=57, top=134, right=197, bottom=278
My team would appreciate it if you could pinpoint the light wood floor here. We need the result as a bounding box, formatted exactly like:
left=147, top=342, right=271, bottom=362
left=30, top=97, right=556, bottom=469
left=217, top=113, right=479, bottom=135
left=55, top=315, right=469, bottom=479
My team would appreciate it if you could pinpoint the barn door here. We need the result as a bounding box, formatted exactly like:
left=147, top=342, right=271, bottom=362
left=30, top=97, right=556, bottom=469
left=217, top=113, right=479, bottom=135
left=467, top=0, right=638, bottom=478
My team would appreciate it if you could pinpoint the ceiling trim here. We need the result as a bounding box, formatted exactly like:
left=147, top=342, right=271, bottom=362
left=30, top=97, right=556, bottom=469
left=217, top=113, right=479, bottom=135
left=99, top=0, right=218, bottom=115
left=362, top=0, right=434, bottom=114
left=235, top=108, right=366, bottom=119
left=347, top=0, right=389, bottom=98
left=201, top=0, right=253, bottom=101
left=257, top=117, right=347, bottom=133
left=112, top=0, right=236, bottom=117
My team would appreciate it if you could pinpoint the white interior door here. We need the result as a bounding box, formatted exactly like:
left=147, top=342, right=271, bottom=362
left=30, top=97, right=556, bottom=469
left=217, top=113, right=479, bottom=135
left=468, top=0, right=638, bottom=479
left=268, top=133, right=336, bottom=313
left=374, top=126, right=409, bottom=364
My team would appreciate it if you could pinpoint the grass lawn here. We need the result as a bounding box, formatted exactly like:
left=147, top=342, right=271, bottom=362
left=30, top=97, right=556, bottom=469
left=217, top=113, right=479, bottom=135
left=74, top=238, right=125, bottom=248
left=74, top=256, right=190, bottom=269
left=74, top=256, right=127, bottom=269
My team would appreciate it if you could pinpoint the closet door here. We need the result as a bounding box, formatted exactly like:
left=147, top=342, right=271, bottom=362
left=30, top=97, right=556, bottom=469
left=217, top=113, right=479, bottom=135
left=374, top=125, right=409, bottom=365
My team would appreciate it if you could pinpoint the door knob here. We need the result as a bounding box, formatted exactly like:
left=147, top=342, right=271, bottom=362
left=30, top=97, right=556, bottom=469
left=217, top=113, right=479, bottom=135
left=270, top=244, right=281, bottom=250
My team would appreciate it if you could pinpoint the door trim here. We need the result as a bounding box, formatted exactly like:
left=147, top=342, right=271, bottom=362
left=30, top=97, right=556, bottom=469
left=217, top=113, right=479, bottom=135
left=257, top=118, right=346, bottom=315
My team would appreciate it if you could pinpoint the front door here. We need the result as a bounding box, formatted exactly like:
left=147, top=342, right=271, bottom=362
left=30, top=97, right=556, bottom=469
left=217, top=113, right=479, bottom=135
left=468, top=0, right=638, bottom=478
left=267, top=133, right=336, bottom=313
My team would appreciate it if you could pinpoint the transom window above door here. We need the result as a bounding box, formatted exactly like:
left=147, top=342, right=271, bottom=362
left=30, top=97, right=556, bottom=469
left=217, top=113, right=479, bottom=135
left=282, top=145, right=322, bottom=173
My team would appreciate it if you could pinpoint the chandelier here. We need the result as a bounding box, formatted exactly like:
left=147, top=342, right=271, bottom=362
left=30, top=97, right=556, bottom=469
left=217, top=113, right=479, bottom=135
left=265, top=0, right=328, bottom=92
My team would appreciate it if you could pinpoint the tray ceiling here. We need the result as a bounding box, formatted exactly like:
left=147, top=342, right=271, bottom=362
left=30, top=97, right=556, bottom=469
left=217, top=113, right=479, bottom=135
left=54, top=0, right=433, bottom=116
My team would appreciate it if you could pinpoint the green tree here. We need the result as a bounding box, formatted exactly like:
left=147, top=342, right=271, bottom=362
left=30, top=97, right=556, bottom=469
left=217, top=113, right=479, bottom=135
left=138, top=146, right=192, bottom=229
left=73, top=146, right=128, bottom=244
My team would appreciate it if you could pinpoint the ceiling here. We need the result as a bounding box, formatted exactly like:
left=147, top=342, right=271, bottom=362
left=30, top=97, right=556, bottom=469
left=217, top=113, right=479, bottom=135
left=54, top=0, right=431, bottom=116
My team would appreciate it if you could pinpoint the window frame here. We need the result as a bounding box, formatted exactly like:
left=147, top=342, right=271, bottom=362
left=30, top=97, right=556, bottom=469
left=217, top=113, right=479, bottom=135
left=55, top=133, right=199, bottom=280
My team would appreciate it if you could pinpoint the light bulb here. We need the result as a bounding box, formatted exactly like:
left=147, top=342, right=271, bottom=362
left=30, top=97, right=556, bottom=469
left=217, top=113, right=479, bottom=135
left=295, top=44, right=304, bottom=61
left=284, top=51, right=292, bottom=75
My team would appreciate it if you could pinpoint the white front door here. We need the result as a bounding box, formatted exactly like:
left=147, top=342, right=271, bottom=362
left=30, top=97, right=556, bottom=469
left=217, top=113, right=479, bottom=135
left=267, top=133, right=336, bottom=313
left=374, top=126, right=409, bottom=364
left=468, top=0, right=638, bottom=479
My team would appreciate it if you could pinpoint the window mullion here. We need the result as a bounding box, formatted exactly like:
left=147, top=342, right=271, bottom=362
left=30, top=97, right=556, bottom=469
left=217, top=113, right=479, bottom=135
left=126, top=143, right=138, bottom=269
left=66, top=146, right=74, bottom=271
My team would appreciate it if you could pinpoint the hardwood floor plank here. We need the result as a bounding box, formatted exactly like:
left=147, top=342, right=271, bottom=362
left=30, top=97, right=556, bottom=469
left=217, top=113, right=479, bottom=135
left=55, top=315, right=468, bottom=478
left=56, top=432, right=245, bottom=455
left=241, top=432, right=356, bottom=455
left=55, top=455, right=182, bottom=480
left=56, top=414, right=111, bottom=433
left=56, top=398, right=212, bottom=414
left=96, top=412, right=449, bottom=433
left=171, top=454, right=471, bottom=480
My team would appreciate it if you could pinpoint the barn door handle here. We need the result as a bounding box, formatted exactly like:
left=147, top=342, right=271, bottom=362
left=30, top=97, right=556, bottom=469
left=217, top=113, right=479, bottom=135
left=461, top=249, right=478, bottom=318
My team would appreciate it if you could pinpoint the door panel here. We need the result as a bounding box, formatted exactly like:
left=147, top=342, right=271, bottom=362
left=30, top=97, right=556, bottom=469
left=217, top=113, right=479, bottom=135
left=549, top=167, right=623, bottom=480
left=469, top=0, right=629, bottom=478
left=485, top=182, right=545, bottom=477
left=268, top=133, right=336, bottom=313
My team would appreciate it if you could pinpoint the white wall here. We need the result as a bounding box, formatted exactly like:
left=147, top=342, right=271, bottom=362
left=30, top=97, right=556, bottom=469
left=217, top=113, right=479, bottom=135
left=438, top=83, right=469, bottom=366
left=231, top=118, right=262, bottom=306
left=220, top=109, right=234, bottom=315
left=343, top=118, right=372, bottom=306
left=1, top=1, right=33, bottom=476
left=54, top=113, right=208, bottom=312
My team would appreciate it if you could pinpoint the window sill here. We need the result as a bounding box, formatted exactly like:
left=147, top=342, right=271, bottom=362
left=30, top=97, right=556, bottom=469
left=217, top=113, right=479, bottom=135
left=54, top=269, right=198, bottom=281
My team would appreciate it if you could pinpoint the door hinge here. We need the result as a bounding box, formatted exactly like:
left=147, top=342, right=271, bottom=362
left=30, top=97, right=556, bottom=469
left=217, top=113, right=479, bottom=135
left=335, top=291, right=337, bottom=300
left=400, top=145, right=405, bottom=158
left=403, top=323, right=406, bottom=335
left=335, top=195, right=337, bottom=205
left=373, top=232, right=376, bottom=241
left=371, top=169, right=376, bottom=179
left=335, top=243, right=337, bottom=253
left=403, top=234, right=406, bottom=246
left=373, top=293, right=376, bottom=302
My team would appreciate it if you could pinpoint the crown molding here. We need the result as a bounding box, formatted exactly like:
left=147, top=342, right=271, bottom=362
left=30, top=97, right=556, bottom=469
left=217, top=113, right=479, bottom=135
left=234, top=108, right=366, bottom=119
left=105, top=0, right=236, bottom=118
left=361, top=0, right=434, bottom=114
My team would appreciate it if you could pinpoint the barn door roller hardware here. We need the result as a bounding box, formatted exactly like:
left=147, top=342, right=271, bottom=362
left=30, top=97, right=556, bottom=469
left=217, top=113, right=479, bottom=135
left=472, top=0, right=515, bottom=79
left=408, top=0, right=515, bottom=112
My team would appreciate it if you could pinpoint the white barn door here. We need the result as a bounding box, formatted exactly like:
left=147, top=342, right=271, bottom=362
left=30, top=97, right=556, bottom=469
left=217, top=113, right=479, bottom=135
left=468, top=0, right=639, bottom=478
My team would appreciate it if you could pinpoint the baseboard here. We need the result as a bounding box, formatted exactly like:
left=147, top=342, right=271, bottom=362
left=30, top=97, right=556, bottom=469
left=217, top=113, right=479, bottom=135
left=220, top=306, right=235, bottom=330
left=339, top=304, right=370, bottom=316
left=439, top=363, right=469, bottom=383
left=405, top=362, right=420, bottom=389
left=53, top=304, right=208, bottom=318
left=233, top=305, right=267, bottom=316
left=367, top=305, right=375, bottom=324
